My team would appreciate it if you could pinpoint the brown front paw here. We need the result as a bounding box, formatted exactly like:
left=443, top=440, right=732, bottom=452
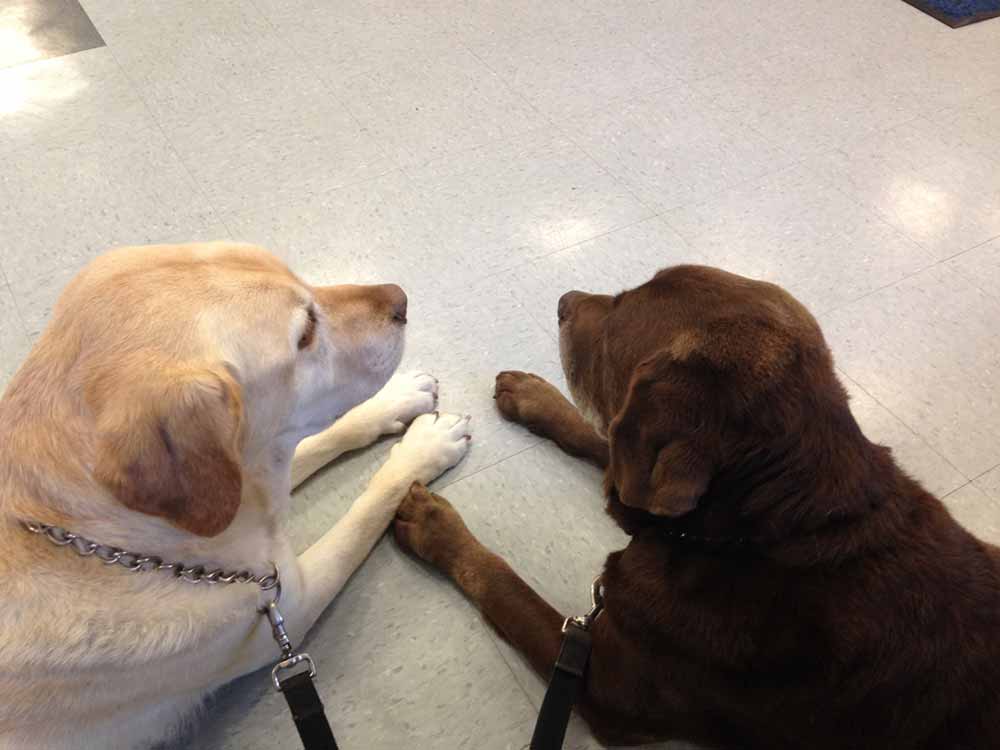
left=394, top=483, right=473, bottom=572
left=494, top=371, right=570, bottom=432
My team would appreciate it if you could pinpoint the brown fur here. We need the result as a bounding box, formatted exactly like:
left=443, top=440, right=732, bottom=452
left=395, top=265, right=1000, bottom=749
left=91, top=361, right=245, bottom=537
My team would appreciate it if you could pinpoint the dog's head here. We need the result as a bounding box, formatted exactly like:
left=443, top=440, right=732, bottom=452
left=38, top=242, right=407, bottom=537
left=558, top=265, right=846, bottom=524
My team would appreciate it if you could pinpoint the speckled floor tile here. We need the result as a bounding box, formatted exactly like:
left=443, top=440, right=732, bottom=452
left=563, top=87, right=794, bottom=213
left=0, top=275, right=31, bottom=390
left=0, top=47, right=140, bottom=152
left=949, top=235, right=1000, bottom=302
left=333, top=46, right=547, bottom=168
left=466, top=14, right=675, bottom=121
left=438, top=442, right=622, bottom=740
left=3, top=1, right=1000, bottom=748
left=943, top=483, right=1000, bottom=546
left=396, top=273, right=566, bottom=483
left=1, top=135, right=222, bottom=338
left=663, top=165, right=936, bottom=314
left=504, top=217, right=700, bottom=336
left=255, top=0, right=453, bottom=82
left=403, top=131, right=654, bottom=272
left=701, top=56, right=917, bottom=160
left=808, top=118, right=1000, bottom=260
left=930, top=93, right=1000, bottom=161
left=840, top=374, right=966, bottom=497
left=823, top=264, right=1000, bottom=480
left=82, top=0, right=395, bottom=212
left=222, top=131, right=653, bottom=300
left=973, top=465, right=1000, bottom=505
left=181, top=541, right=536, bottom=750
left=425, top=0, right=605, bottom=50
left=441, top=441, right=625, bottom=615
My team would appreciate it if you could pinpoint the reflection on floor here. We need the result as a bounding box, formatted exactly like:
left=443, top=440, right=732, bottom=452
left=0, top=0, right=104, bottom=70
left=1, top=0, right=999, bottom=748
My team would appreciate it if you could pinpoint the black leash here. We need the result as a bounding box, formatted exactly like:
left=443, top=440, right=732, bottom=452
left=530, top=577, right=604, bottom=750
left=279, top=671, right=339, bottom=749
left=263, top=591, right=339, bottom=750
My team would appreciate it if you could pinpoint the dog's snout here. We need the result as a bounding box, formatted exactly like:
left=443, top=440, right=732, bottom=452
left=382, top=283, right=408, bottom=324
left=558, top=291, right=586, bottom=324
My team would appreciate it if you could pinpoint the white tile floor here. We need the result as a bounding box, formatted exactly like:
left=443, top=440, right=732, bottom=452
left=2, top=1, right=1000, bottom=748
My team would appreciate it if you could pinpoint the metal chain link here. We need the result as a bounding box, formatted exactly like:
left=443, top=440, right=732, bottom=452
left=21, top=520, right=279, bottom=591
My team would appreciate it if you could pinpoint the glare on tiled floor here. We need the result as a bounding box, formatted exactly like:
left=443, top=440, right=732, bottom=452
left=2, top=0, right=999, bottom=748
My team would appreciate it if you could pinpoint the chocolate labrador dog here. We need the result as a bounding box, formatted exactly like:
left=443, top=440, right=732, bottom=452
left=393, top=265, right=1000, bottom=749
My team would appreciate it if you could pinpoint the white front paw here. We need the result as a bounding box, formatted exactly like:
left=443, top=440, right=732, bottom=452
left=364, top=371, right=439, bottom=436
left=385, top=412, right=472, bottom=485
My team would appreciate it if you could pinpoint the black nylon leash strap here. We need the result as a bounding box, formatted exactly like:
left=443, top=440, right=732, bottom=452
left=529, top=624, right=593, bottom=750
left=280, top=671, right=339, bottom=750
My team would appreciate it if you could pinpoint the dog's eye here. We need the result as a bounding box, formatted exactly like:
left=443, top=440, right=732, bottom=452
left=298, top=307, right=318, bottom=350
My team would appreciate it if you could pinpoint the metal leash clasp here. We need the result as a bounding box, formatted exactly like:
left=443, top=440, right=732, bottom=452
left=259, top=567, right=317, bottom=692
left=562, top=576, right=605, bottom=633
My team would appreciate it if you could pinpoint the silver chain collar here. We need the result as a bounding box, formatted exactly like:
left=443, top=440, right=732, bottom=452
left=21, top=519, right=317, bottom=693
left=21, top=519, right=279, bottom=590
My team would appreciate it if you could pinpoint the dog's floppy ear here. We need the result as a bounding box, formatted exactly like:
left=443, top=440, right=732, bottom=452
left=607, top=317, right=797, bottom=517
left=93, top=364, right=245, bottom=537
left=607, top=350, right=713, bottom=517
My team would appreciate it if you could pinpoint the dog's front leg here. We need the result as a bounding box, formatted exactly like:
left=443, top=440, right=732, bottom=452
left=494, top=371, right=608, bottom=468
left=291, top=371, right=438, bottom=488
left=291, top=412, right=471, bottom=636
left=394, top=483, right=566, bottom=675
left=220, top=413, right=471, bottom=683
left=393, top=484, right=646, bottom=744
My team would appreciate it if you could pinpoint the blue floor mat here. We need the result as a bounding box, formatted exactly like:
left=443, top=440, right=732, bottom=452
left=902, top=0, right=1000, bottom=27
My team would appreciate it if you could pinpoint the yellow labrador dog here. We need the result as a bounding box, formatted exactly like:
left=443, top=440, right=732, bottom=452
left=0, top=242, right=471, bottom=749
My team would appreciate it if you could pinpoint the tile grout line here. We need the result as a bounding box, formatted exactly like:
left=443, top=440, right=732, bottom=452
left=941, top=233, right=1000, bottom=304
left=668, top=106, right=926, bottom=236
left=92, top=34, right=236, bottom=240
left=439, top=1, right=679, bottom=133
left=97, top=2, right=408, bottom=234
left=937, top=232, right=1000, bottom=265
left=477, top=212, right=668, bottom=292
left=836, top=368, right=969, bottom=488
left=970, top=462, right=1000, bottom=484
left=654, top=155, right=829, bottom=240
left=437, top=440, right=543, bottom=493
left=800, top=106, right=1000, bottom=277
left=540, top=72, right=821, bottom=222
left=0, top=264, right=31, bottom=342
left=418, top=124, right=991, bottom=501
left=433, top=436, right=554, bottom=720
left=942, top=481, right=972, bottom=500
left=428, top=5, right=800, bottom=217
left=480, top=617, right=547, bottom=712
left=818, top=225, right=1000, bottom=319
left=242, top=0, right=403, bottom=173
left=431, top=23, right=564, bottom=186
left=817, top=260, right=937, bottom=318
left=807, top=124, right=1000, bottom=319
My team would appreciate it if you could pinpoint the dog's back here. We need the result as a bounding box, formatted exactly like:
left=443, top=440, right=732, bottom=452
left=815, top=473, right=1000, bottom=750
left=597, top=444, right=1000, bottom=750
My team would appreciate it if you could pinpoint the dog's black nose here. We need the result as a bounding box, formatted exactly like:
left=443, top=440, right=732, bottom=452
left=558, top=290, right=585, bottom=324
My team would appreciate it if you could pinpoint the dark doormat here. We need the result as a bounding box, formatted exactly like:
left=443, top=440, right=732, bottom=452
left=902, top=0, right=1000, bottom=27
